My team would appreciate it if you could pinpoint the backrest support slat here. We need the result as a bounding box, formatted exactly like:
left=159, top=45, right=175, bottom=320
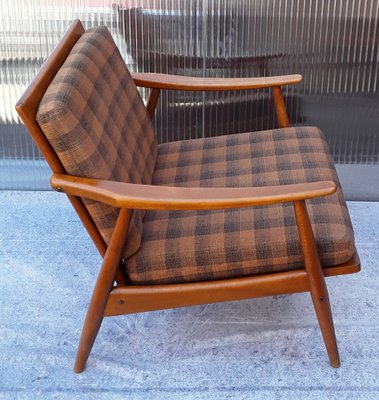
left=16, top=20, right=107, bottom=257
left=17, top=21, right=158, bottom=260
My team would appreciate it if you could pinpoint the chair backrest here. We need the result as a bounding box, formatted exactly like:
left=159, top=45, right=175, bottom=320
left=16, top=20, right=158, bottom=258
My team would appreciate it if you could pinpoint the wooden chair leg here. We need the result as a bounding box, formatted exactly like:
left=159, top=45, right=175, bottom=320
left=293, top=200, right=340, bottom=368
left=271, top=85, right=290, bottom=128
left=146, top=88, right=160, bottom=119
left=74, top=209, right=132, bottom=373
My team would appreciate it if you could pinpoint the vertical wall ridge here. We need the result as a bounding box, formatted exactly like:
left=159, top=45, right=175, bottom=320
left=1, top=0, right=378, bottom=189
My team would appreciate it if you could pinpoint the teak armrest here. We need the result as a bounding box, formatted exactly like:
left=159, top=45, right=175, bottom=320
left=132, top=73, right=303, bottom=91
left=132, top=72, right=302, bottom=124
left=51, top=174, right=336, bottom=210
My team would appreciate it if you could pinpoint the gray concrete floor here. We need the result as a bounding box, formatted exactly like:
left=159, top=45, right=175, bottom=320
left=0, top=192, right=378, bottom=399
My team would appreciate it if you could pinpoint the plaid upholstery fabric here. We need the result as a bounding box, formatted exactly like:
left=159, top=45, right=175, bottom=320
left=125, top=127, right=355, bottom=284
left=37, top=26, right=157, bottom=258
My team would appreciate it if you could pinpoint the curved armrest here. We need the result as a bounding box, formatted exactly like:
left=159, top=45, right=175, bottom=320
left=51, top=174, right=336, bottom=211
left=132, top=73, right=303, bottom=91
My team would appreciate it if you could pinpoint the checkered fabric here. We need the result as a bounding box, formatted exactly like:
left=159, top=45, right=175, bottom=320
left=125, top=127, right=355, bottom=284
left=37, top=26, right=157, bottom=258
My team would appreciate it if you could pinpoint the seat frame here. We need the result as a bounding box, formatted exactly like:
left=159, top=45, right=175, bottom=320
left=16, top=20, right=360, bottom=373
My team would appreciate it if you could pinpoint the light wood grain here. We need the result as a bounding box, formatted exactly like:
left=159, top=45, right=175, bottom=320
left=294, top=200, right=340, bottom=368
left=74, top=208, right=133, bottom=373
left=51, top=174, right=337, bottom=210
left=132, top=72, right=303, bottom=91
left=272, top=86, right=290, bottom=128
left=104, top=254, right=360, bottom=317
left=146, top=88, right=160, bottom=119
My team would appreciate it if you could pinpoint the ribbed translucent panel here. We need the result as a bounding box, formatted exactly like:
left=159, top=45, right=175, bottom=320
left=1, top=0, right=378, bottom=189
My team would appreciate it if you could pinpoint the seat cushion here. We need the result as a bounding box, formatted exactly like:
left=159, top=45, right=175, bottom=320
left=37, top=26, right=157, bottom=258
left=124, top=127, right=356, bottom=284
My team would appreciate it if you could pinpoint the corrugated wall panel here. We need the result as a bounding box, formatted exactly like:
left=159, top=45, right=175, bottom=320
left=0, top=0, right=378, bottom=189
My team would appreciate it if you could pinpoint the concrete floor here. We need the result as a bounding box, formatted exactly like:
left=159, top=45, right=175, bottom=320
left=0, top=192, right=378, bottom=399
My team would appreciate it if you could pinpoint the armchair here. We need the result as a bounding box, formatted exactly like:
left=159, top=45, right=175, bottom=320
left=16, top=20, right=359, bottom=373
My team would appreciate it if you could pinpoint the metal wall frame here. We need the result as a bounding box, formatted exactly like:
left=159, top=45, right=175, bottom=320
left=1, top=0, right=378, bottom=196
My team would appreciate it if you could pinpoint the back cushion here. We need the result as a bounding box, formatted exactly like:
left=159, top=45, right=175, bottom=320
left=37, top=26, right=158, bottom=258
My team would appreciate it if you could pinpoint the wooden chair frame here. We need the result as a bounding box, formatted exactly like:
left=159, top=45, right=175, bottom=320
left=16, top=20, right=360, bottom=373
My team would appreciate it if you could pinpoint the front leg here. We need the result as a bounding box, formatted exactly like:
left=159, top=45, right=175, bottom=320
left=293, top=200, right=340, bottom=368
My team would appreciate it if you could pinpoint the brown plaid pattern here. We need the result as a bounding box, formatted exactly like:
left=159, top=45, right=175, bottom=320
left=37, top=26, right=157, bottom=258
left=125, top=127, right=355, bottom=284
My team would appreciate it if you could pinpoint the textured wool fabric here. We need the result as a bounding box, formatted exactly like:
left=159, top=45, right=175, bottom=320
left=125, top=127, right=355, bottom=284
left=36, top=26, right=157, bottom=258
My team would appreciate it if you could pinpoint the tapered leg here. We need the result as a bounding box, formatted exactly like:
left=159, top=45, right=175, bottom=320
left=293, top=200, right=340, bottom=368
left=146, top=88, right=160, bottom=119
left=271, top=85, right=290, bottom=128
left=74, top=209, right=132, bottom=373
